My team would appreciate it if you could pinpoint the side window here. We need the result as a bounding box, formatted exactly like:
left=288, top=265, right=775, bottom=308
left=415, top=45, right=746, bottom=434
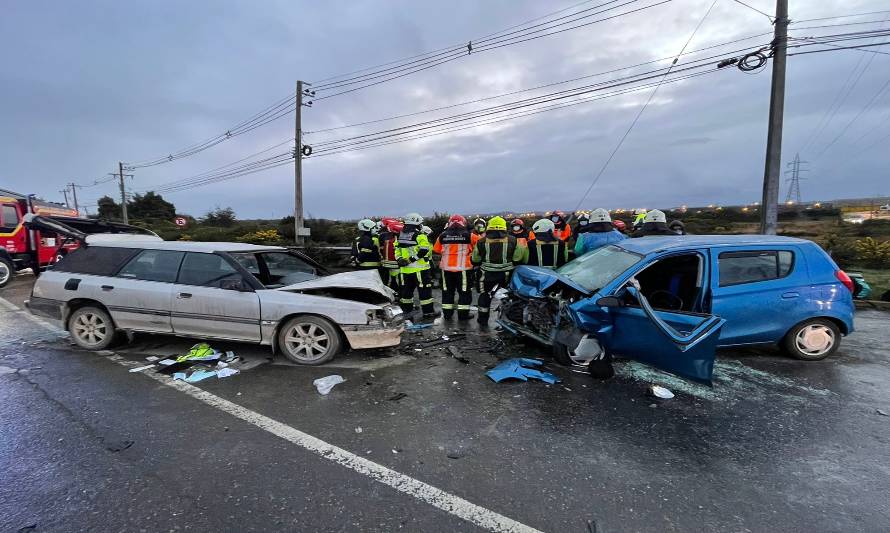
left=118, top=250, right=184, bottom=283
left=1, top=205, right=20, bottom=232
left=53, top=247, right=139, bottom=275
left=718, top=250, right=795, bottom=287
left=178, top=252, right=240, bottom=288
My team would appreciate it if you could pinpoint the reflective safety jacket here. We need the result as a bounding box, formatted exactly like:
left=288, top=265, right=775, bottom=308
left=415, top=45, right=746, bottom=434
left=351, top=233, right=381, bottom=267
left=528, top=226, right=571, bottom=242
left=378, top=230, right=400, bottom=270
left=527, top=237, right=568, bottom=269
left=471, top=232, right=528, bottom=272
left=395, top=226, right=432, bottom=273
left=574, top=229, right=627, bottom=256
left=433, top=228, right=474, bottom=272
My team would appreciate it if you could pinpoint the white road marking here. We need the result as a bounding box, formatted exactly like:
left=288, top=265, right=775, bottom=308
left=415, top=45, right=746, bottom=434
left=0, top=295, right=541, bottom=533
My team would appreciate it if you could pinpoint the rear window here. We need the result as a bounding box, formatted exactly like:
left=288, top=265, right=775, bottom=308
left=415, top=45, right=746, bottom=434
left=719, top=250, right=794, bottom=286
left=117, top=249, right=185, bottom=283
left=53, top=246, right=139, bottom=276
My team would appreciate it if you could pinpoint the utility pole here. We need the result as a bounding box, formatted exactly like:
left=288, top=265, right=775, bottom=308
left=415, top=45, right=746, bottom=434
left=60, top=188, right=70, bottom=207
left=294, top=80, right=312, bottom=246
left=68, top=183, right=80, bottom=215
left=119, top=162, right=129, bottom=224
left=759, top=0, right=789, bottom=234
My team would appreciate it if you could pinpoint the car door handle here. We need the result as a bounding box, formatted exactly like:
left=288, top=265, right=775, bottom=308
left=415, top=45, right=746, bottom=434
left=177, top=292, right=192, bottom=299
left=101, top=285, right=114, bottom=291
left=781, top=291, right=799, bottom=299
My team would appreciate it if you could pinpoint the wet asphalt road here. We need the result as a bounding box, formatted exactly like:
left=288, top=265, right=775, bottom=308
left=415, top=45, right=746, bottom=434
left=2, top=272, right=890, bottom=532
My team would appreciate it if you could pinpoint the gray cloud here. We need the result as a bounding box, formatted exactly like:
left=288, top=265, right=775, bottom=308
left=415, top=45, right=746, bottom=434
left=1, top=0, right=887, bottom=219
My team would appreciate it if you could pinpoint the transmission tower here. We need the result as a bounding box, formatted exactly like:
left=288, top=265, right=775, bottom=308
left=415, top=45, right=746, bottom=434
left=784, top=153, right=808, bottom=204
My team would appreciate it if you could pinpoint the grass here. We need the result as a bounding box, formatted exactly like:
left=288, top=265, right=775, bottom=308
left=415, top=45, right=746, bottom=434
left=848, top=266, right=890, bottom=300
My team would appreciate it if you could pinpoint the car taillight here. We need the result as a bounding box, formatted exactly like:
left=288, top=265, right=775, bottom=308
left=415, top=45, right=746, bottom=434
left=835, top=270, right=854, bottom=293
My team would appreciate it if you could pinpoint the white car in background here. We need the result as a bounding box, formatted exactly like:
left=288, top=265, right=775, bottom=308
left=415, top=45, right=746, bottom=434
left=24, top=217, right=403, bottom=365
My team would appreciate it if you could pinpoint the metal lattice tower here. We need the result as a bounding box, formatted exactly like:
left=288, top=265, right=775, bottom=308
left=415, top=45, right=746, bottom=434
left=784, top=153, right=808, bottom=204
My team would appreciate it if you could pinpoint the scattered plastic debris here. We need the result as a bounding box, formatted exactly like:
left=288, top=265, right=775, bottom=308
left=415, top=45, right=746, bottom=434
left=105, top=439, right=134, bottom=452
left=877, top=409, right=889, bottom=417
left=649, top=385, right=675, bottom=399
left=176, top=343, right=221, bottom=363
left=486, top=358, right=560, bottom=384
left=158, top=359, right=177, bottom=366
left=186, top=369, right=217, bottom=383
left=145, top=356, right=160, bottom=362
left=128, top=364, right=155, bottom=373
left=387, top=392, right=407, bottom=402
left=313, top=375, right=345, bottom=395
left=355, top=427, right=363, bottom=433
left=216, top=368, right=239, bottom=379
left=173, top=372, right=187, bottom=381
left=406, top=322, right=434, bottom=331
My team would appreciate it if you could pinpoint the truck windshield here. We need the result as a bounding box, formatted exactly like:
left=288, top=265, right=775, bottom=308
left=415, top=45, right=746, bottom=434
left=556, top=245, right=641, bottom=293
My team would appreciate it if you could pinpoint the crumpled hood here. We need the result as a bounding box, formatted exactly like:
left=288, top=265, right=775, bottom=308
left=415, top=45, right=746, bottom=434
left=276, top=270, right=396, bottom=301
left=510, top=265, right=592, bottom=298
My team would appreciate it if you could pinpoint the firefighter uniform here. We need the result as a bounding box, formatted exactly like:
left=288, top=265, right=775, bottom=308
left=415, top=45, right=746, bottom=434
left=527, top=228, right=569, bottom=269
left=351, top=233, right=381, bottom=270
left=433, top=221, right=475, bottom=320
left=395, top=215, right=435, bottom=316
left=377, top=221, right=402, bottom=292
left=471, top=217, right=528, bottom=325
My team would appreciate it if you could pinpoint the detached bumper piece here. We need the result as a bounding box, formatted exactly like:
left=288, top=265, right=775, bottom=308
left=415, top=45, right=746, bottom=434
left=486, top=358, right=560, bottom=385
left=343, top=323, right=404, bottom=349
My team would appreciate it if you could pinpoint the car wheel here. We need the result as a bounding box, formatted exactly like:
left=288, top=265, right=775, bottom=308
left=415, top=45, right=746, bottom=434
left=0, top=257, right=15, bottom=288
left=783, top=318, right=841, bottom=361
left=552, top=342, right=574, bottom=366
left=68, top=306, right=117, bottom=350
left=278, top=316, right=341, bottom=365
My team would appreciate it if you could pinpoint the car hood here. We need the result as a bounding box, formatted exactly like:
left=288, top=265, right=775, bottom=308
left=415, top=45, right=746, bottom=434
left=510, top=265, right=592, bottom=298
left=276, top=270, right=396, bottom=303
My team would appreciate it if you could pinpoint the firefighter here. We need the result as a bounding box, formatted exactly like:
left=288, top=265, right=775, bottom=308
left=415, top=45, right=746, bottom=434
left=350, top=219, right=381, bottom=270
left=472, top=217, right=487, bottom=237
left=668, top=219, right=687, bottom=235
left=471, top=216, right=528, bottom=325
left=395, top=212, right=436, bottom=317
left=573, top=212, right=592, bottom=240
left=632, top=209, right=648, bottom=231
left=471, top=217, right=486, bottom=292
left=527, top=219, right=568, bottom=269
left=377, top=217, right=402, bottom=291
left=550, top=210, right=572, bottom=242
left=432, top=214, right=475, bottom=320
left=574, top=208, right=627, bottom=255
left=612, top=219, right=627, bottom=234
left=632, top=209, right=676, bottom=237
left=509, top=218, right=528, bottom=245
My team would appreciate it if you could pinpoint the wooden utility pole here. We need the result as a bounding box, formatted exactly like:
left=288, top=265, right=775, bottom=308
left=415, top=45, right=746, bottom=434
left=68, top=183, right=80, bottom=215
left=759, top=0, right=789, bottom=235
left=60, top=188, right=70, bottom=207
left=294, top=80, right=308, bottom=246
left=119, top=161, right=129, bottom=224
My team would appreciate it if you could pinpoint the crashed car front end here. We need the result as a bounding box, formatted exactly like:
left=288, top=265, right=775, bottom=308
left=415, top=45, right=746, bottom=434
left=263, top=270, right=405, bottom=351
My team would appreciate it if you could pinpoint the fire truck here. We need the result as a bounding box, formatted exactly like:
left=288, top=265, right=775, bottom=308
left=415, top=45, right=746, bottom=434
left=1, top=189, right=159, bottom=288
left=1, top=189, right=81, bottom=287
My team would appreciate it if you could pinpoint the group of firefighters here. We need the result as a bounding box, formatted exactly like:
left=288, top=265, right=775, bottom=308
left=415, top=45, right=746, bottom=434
left=351, top=208, right=687, bottom=324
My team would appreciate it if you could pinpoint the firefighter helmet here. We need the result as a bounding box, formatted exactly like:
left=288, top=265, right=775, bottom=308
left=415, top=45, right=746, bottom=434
left=404, top=212, right=424, bottom=225
left=612, top=219, right=627, bottom=232
left=644, top=209, right=667, bottom=224
left=591, top=208, right=611, bottom=223
left=448, top=214, right=467, bottom=228
left=357, top=219, right=376, bottom=232
left=532, top=219, right=555, bottom=234
left=486, top=216, right=507, bottom=231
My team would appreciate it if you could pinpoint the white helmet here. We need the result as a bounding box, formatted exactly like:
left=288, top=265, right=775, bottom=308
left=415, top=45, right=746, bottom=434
left=643, top=209, right=667, bottom=224
left=357, top=218, right=376, bottom=232
left=404, top=212, right=424, bottom=225
left=421, top=225, right=432, bottom=235
left=590, top=208, right=611, bottom=223
left=532, top=219, right=555, bottom=234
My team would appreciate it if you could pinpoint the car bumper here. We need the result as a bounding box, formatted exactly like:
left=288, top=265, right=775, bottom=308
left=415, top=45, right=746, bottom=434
left=342, top=322, right=404, bottom=349
left=24, top=297, right=63, bottom=321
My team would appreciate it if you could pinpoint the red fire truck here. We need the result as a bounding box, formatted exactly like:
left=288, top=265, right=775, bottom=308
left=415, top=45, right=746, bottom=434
left=1, top=189, right=82, bottom=287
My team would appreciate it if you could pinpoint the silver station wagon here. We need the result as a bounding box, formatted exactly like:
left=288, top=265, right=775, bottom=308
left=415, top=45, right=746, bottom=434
left=26, top=235, right=404, bottom=364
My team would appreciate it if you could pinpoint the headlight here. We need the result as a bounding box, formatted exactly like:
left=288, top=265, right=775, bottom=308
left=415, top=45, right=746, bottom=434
left=384, top=305, right=403, bottom=319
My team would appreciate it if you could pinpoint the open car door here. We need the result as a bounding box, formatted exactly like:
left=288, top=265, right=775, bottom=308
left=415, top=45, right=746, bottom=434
left=596, top=280, right=726, bottom=385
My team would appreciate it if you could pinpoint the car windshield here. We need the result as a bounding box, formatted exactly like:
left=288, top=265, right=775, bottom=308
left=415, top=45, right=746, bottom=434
left=556, top=245, right=642, bottom=292
left=230, top=251, right=318, bottom=288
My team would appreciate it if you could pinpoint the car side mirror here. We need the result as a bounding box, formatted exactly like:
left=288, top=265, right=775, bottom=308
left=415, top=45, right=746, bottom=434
left=220, top=278, right=249, bottom=291
left=596, top=296, right=622, bottom=308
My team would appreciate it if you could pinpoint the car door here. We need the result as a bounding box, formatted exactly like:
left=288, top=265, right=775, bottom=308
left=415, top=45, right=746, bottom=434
left=710, top=246, right=806, bottom=345
left=109, top=249, right=182, bottom=332
left=170, top=252, right=261, bottom=342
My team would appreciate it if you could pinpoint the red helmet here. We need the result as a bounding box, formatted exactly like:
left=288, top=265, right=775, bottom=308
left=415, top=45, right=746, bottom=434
left=448, top=214, right=467, bottom=228
left=511, top=218, right=524, bottom=227
left=612, top=220, right=626, bottom=232
left=384, top=218, right=404, bottom=233
left=550, top=210, right=566, bottom=224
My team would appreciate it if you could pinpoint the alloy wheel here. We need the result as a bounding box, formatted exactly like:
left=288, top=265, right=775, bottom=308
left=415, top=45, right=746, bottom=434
left=284, top=322, right=331, bottom=362
left=73, top=312, right=108, bottom=347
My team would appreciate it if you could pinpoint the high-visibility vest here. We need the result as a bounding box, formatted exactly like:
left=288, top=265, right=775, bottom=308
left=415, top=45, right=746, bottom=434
left=471, top=235, right=526, bottom=272
left=433, top=229, right=474, bottom=272
left=528, top=238, right=567, bottom=269
left=395, top=228, right=431, bottom=273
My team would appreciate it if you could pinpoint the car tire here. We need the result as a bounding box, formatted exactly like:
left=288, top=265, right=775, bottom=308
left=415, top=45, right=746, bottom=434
left=278, top=315, right=341, bottom=365
left=782, top=318, right=841, bottom=361
left=552, top=342, right=574, bottom=366
left=68, top=306, right=117, bottom=351
left=0, top=257, right=15, bottom=288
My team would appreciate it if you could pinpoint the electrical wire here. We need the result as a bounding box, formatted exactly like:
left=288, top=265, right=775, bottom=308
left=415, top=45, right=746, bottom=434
left=571, top=0, right=719, bottom=213
left=731, top=0, right=774, bottom=22
left=793, top=10, right=890, bottom=25
left=813, top=77, right=890, bottom=160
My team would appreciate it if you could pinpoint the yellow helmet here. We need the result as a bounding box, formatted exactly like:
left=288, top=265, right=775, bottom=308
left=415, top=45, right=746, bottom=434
left=486, top=216, right=507, bottom=231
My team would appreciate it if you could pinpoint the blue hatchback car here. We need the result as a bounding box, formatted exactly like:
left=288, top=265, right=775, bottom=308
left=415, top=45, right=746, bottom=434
left=499, top=235, right=855, bottom=385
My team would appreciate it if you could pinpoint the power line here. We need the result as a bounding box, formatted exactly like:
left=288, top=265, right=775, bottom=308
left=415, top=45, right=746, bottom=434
left=813, top=76, right=890, bottom=160
left=793, top=10, right=890, bottom=24
left=731, top=0, right=774, bottom=22
left=574, top=0, right=719, bottom=213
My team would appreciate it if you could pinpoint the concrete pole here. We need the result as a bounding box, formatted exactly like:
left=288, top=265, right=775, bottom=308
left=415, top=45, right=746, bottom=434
left=294, top=81, right=305, bottom=246
left=759, top=0, right=789, bottom=235
left=119, top=161, right=129, bottom=224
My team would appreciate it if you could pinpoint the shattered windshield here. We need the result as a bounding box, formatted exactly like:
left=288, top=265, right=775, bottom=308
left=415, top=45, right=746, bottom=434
left=556, top=245, right=641, bottom=293
left=231, top=251, right=318, bottom=288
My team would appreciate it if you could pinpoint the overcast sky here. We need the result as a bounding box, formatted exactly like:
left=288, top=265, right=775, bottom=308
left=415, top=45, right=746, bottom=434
left=1, top=0, right=888, bottom=219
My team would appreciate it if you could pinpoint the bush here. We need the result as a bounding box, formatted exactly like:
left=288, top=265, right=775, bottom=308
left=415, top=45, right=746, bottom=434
left=237, top=229, right=283, bottom=245
left=853, top=237, right=890, bottom=269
